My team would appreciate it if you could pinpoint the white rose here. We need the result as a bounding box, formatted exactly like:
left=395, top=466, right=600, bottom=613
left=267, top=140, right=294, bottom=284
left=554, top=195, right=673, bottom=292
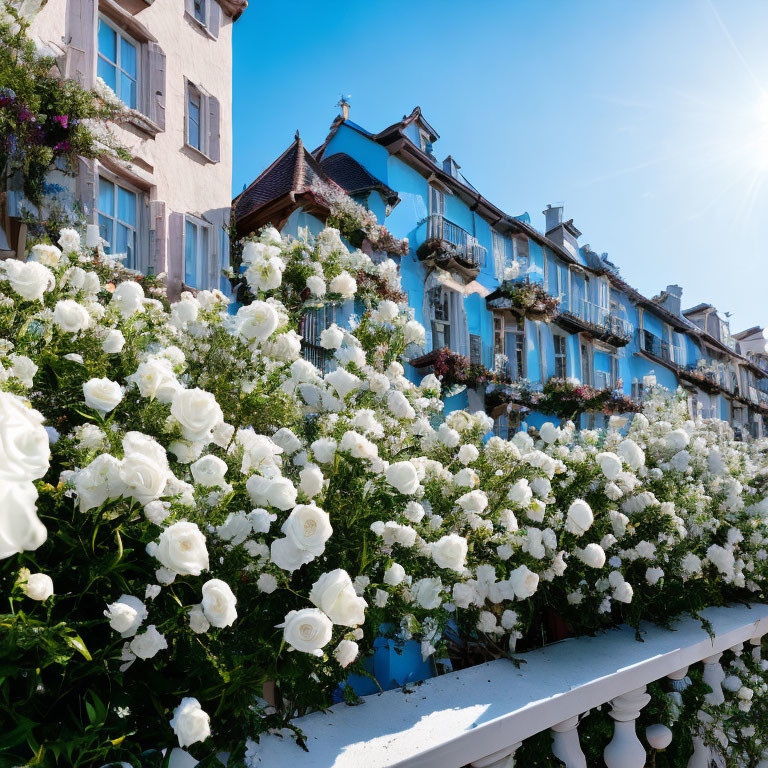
left=576, top=543, right=606, bottom=568
left=279, top=608, right=333, bottom=655
left=83, top=377, right=123, bottom=413
left=319, top=323, right=344, bottom=350
left=154, top=521, right=209, bottom=576
left=257, top=573, right=278, bottom=593
left=420, top=373, right=441, bottom=393
left=82, top=271, right=101, bottom=294
left=596, top=452, right=622, bottom=481
left=0, top=481, right=46, bottom=558
left=0, top=392, right=49, bottom=482
left=105, top=595, right=148, bottom=637
left=75, top=453, right=124, bottom=512
left=431, top=534, right=468, bottom=572
left=334, top=639, right=359, bottom=668
left=509, top=564, right=539, bottom=599
left=57, top=227, right=81, bottom=253
left=111, top=280, right=145, bottom=317
left=119, top=438, right=168, bottom=505
left=387, top=389, right=415, bottom=419
left=29, top=243, right=62, bottom=267
left=384, top=563, right=405, bottom=586
left=306, top=275, right=326, bottom=297
left=236, top=301, right=278, bottom=342
left=3, top=259, right=55, bottom=301
left=457, top=490, right=488, bottom=513
left=404, top=319, right=426, bottom=346
left=565, top=499, right=594, bottom=536
left=309, top=569, right=367, bottom=626
left=299, top=463, right=324, bottom=497
left=129, top=624, right=168, bottom=659
left=458, top=444, right=479, bottom=465
left=53, top=299, right=92, bottom=333
left=539, top=422, right=560, bottom=444
left=664, top=429, right=690, bottom=452
left=18, top=568, right=53, bottom=600
left=284, top=503, right=332, bottom=553
left=101, top=329, right=126, bottom=354
left=201, top=579, right=237, bottom=628
left=190, top=455, right=228, bottom=487
left=189, top=604, right=210, bottom=634
left=507, top=478, right=532, bottom=507
left=311, top=437, right=337, bottom=464
left=325, top=367, right=361, bottom=400
left=271, top=428, right=302, bottom=455
left=170, top=697, right=211, bottom=748
left=377, top=300, right=399, bottom=322
left=171, top=388, right=223, bottom=441
left=245, top=255, right=284, bottom=292
left=9, top=354, right=37, bottom=388
left=385, top=461, right=419, bottom=495
left=412, top=577, right=443, bottom=609
left=616, top=438, right=644, bottom=470
left=329, top=270, right=357, bottom=298
left=127, top=359, right=179, bottom=402
left=265, top=330, right=302, bottom=362
left=246, top=474, right=297, bottom=511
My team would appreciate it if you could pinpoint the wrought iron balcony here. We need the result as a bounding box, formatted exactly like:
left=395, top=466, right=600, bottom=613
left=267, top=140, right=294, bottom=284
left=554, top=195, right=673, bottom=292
left=557, top=300, right=633, bottom=346
left=418, top=214, right=487, bottom=276
left=638, top=329, right=683, bottom=367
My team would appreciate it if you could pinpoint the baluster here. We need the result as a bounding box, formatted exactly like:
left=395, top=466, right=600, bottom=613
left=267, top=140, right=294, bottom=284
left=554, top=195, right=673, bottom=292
left=750, top=633, right=764, bottom=664
left=551, top=714, right=587, bottom=768
left=603, top=686, right=651, bottom=768
left=702, top=652, right=725, bottom=705
left=471, top=743, right=521, bottom=768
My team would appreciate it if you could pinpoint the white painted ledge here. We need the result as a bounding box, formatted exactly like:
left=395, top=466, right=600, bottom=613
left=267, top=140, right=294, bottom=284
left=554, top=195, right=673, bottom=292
left=254, top=603, right=768, bottom=768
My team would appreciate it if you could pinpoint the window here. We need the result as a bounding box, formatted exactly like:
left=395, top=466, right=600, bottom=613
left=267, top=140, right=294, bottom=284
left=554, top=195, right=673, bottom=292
left=554, top=335, right=567, bottom=379
left=98, top=176, right=138, bottom=269
left=419, top=130, right=433, bottom=155
left=429, top=285, right=451, bottom=350
left=184, top=217, right=210, bottom=288
left=429, top=185, right=444, bottom=217
left=301, top=304, right=339, bottom=373
left=194, top=0, right=206, bottom=23
left=610, top=353, right=620, bottom=389
left=98, top=17, right=138, bottom=109
left=492, top=231, right=517, bottom=281
left=188, top=87, right=202, bottom=151
left=494, top=314, right=525, bottom=380
left=580, top=342, right=592, bottom=385
left=185, top=81, right=220, bottom=162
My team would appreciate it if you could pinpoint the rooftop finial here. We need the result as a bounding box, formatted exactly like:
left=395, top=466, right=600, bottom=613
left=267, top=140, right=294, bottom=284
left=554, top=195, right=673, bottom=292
left=295, top=129, right=300, bottom=141
left=336, top=94, right=351, bottom=121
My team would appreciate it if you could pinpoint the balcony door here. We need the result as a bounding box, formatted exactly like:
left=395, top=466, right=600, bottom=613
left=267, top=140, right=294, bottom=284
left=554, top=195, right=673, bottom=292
left=493, top=313, right=525, bottom=380
left=426, top=278, right=470, bottom=358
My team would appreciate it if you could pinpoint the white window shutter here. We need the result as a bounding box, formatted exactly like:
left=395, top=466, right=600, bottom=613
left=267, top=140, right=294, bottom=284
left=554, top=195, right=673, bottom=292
left=209, top=1, right=221, bottom=37
left=147, top=43, right=166, bottom=130
left=207, top=95, right=221, bottom=162
left=65, top=0, right=96, bottom=87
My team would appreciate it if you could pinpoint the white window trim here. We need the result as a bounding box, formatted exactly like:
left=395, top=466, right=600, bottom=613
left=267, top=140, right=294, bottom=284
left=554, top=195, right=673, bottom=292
left=184, top=214, right=212, bottom=289
left=96, top=172, right=140, bottom=269
left=553, top=333, right=568, bottom=379
left=97, top=15, right=141, bottom=110
left=186, top=82, right=205, bottom=154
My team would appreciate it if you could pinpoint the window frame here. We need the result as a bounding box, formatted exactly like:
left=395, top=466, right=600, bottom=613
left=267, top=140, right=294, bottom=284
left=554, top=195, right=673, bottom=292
left=97, top=15, right=140, bottom=110
left=186, top=83, right=204, bottom=153
left=554, top=334, right=568, bottom=379
left=184, top=214, right=212, bottom=289
left=96, top=173, right=140, bottom=270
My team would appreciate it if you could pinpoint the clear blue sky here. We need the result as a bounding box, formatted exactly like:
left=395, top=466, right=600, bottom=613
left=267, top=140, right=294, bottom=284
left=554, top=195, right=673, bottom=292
left=233, top=0, right=768, bottom=333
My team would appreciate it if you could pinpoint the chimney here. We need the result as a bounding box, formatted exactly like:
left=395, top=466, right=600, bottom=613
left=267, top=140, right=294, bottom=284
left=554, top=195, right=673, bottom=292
left=543, top=204, right=564, bottom=235
left=659, top=284, right=683, bottom=316
left=336, top=94, right=351, bottom=121
left=442, top=155, right=460, bottom=179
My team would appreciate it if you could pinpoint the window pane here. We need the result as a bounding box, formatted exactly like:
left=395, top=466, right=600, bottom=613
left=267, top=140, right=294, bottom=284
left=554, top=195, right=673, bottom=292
left=185, top=221, right=198, bottom=287
left=120, top=72, right=137, bottom=109
left=98, top=214, right=114, bottom=252
left=117, top=186, right=137, bottom=226
left=194, top=0, right=206, bottom=22
left=116, top=223, right=135, bottom=269
left=98, top=57, right=117, bottom=93
left=98, top=20, right=116, bottom=63
left=98, top=177, right=114, bottom=216
left=188, top=99, right=200, bottom=149
left=120, top=37, right=137, bottom=78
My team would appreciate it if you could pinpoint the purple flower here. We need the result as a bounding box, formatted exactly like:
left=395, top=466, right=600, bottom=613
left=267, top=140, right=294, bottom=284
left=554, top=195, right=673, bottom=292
left=53, top=141, right=71, bottom=152
left=53, top=115, right=69, bottom=128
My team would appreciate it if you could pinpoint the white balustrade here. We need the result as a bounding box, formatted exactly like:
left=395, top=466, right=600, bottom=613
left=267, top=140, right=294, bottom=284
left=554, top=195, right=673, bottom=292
left=604, top=687, right=651, bottom=768
left=251, top=604, right=768, bottom=768
left=550, top=715, right=587, bottom=768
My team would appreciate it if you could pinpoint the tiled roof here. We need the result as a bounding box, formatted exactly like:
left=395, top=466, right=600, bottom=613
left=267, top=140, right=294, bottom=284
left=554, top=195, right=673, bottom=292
left=318, top=153, right=398, bottom=205
left=233, top=133, right=328, bottom=223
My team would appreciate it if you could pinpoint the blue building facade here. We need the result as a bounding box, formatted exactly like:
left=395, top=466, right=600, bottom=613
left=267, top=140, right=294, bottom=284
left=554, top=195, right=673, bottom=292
left=233, top=107, right=768, bottom=439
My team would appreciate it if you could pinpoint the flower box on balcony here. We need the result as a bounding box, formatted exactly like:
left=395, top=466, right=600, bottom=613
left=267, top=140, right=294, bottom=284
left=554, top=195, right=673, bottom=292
left=416, top=238, right=480, bottom=280
left=486, top=280, right=560, bottom=322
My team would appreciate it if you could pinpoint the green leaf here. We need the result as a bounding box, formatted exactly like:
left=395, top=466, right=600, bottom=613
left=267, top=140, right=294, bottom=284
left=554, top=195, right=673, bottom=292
left=64, top=632, right=92, bottom=661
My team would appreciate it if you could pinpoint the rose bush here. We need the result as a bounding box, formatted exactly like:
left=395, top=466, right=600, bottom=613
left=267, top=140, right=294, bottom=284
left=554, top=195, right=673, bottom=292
left=1, top=223, right=768, bottom=767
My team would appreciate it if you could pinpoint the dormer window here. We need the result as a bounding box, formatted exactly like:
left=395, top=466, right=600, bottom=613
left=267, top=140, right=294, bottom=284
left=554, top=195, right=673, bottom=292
left=419, top=129, right=434, bottom=155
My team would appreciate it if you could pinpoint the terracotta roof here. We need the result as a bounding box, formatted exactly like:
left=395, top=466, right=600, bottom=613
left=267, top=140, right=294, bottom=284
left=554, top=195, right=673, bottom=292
left=319, top=153, right=399, bottom=206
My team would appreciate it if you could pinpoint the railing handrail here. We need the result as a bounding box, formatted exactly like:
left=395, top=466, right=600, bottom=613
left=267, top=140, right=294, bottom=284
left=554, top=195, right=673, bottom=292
left=426, top=214, right=487, bottom=267
left=253, top=603, right=768, bottom=768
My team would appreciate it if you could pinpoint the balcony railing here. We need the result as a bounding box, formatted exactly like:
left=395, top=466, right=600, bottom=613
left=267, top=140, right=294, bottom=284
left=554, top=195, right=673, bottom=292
left=426, top=214, right=487, bottom=269
left=254, top=603, right=768, bottom=768
left=638, top=329, right=683, bottom=366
